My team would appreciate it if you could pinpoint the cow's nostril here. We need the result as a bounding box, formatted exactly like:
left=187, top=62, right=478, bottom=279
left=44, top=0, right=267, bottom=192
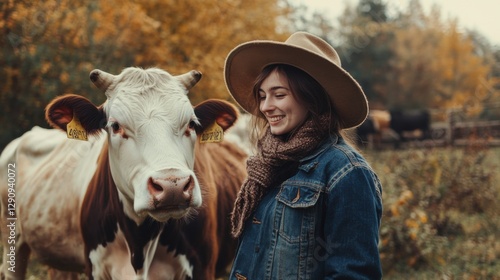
left=183, top=177, right=192, bottom=192
left=148, top=178, right=163, bottom=195
left=152, top=182, right=162, bottom=191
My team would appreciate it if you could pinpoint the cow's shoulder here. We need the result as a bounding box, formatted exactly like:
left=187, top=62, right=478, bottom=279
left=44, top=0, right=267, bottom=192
left=1, top=127, right=65, bottom=172
left=19, top=126, right=66, bottom=149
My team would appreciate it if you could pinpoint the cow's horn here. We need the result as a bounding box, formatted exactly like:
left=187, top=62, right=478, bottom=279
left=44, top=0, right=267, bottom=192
left=176, top=70, right=202, bottom=91
left=90, top=69, right=115, bottom=92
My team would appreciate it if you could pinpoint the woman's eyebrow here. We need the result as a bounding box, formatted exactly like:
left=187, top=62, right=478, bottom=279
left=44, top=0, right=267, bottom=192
left=259, top=86, right=289, bottom=93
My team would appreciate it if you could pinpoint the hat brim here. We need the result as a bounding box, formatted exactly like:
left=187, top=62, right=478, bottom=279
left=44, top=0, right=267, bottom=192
left=224, top=41, right=368, bottom=129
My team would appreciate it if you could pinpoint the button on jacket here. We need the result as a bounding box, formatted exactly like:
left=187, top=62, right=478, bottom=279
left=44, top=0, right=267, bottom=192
left=230, top=135, right=383, bottom=280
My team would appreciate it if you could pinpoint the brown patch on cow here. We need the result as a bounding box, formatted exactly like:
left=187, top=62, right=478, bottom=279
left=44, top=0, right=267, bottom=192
left=80, top=141, right=120, bottom=277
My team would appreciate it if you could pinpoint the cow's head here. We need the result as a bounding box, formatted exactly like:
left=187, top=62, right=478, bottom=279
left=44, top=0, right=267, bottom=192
left=45, top=67, right=238, bottom=223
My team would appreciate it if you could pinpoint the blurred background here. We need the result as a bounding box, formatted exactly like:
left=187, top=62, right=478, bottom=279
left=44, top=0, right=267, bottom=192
left=1, top=0, right=499, bottom=279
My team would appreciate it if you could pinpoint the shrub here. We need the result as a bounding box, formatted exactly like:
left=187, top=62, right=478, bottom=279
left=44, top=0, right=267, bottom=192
left=365, top=146, right=499, bottom=275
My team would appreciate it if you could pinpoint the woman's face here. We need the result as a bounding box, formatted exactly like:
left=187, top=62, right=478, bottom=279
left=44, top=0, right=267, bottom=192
left=258, top=69, right=309, bottom=135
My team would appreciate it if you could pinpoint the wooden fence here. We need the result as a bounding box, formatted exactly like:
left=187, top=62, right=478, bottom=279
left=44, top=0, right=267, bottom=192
left=361, top=117, right=500, bottom=149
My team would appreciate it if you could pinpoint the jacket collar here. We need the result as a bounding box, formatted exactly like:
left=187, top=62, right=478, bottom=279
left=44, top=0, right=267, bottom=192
left=298, top=134, right=339, bottom=172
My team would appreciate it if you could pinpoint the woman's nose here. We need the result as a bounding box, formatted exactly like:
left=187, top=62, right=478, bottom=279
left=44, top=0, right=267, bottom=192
left=260, top=97, right=275, bottom=112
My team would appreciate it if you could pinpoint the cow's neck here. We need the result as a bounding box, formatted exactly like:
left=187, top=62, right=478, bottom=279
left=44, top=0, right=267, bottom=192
left=81, top=141, right=165, bottom=273
left=121, top=216, right=164, bottom=271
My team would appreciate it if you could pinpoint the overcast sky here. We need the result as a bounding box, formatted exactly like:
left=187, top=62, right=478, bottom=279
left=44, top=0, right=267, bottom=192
left=298, top=0, right=500, bottom=46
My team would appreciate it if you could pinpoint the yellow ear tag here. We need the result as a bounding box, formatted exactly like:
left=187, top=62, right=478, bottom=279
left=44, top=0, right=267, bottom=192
left=66, top=113, right=88, bottom=141
left=200, top=121, right=223, bottom=143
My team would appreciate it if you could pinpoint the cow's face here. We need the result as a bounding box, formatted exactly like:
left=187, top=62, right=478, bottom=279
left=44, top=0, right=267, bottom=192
left=99, top=68, right=204, bottom=222
left=45, top=67, right=238, bottom=224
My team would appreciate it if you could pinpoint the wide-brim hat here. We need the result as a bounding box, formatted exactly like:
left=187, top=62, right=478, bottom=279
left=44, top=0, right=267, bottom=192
left=224, top=31, right=368, bottom=129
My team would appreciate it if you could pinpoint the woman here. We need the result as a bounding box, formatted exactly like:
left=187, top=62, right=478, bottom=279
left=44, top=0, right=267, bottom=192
left=224, top=32, right=383, bottom=279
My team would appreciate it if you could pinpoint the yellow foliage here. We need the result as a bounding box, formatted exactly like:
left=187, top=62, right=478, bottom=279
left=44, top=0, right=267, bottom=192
left=419, top=212, right=428, bottom=224
left=405, top=218, right=419, bottom=229
left=431, top=159, right=442, bottom=187
left=382, top=6, right=497, bottom=113
left=59, top=72, right=69, bottom=83
left=41, top=62, right=51, bottom=74
left=409, top=232, right=417, bottom=241
left=2, top=0, right=291, bottom=106
left=398, top=190, right=413, bottom=205
left=390, top=204, right=400, bottom=217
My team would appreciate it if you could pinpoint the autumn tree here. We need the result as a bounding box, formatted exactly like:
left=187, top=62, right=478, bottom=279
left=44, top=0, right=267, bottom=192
left=282, top=1, right=336, bottom=37
left=0, top=0, right=291, bottom=149
left=388, top=0, right=498, bottom=117
left=333, top=0, right=499, bottom=118
left=1, top=0, right=100, bottom=149
left=333, top=0, right=395, bottom=108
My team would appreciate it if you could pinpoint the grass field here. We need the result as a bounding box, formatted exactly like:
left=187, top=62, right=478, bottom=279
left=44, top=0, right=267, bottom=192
left=2, top=145, right=499, bottom=279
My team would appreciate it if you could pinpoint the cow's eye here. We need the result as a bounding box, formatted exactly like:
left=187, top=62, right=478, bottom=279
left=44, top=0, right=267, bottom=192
left=185, top=120, right=198, bottom=137
left=111, top=122, right=120, bottom=133
left=188, top=120, right=197, bottom=129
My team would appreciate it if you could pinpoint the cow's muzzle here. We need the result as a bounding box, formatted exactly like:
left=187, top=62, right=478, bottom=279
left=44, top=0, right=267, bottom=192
left=147, top=173, right=195, bottom=212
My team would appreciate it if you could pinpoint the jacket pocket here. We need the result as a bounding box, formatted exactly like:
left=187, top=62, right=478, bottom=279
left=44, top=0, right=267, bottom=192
left=276, top=184, right=322, bottom=243
left=277, top=184, right=321, bottom=208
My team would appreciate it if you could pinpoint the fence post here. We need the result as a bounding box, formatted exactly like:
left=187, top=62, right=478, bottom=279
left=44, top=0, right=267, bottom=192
left=447, top=109, right=455, bottom=146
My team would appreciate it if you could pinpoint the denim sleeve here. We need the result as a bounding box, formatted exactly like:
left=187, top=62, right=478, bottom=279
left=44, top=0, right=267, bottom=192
left=323, top=166, right=383, bottom=280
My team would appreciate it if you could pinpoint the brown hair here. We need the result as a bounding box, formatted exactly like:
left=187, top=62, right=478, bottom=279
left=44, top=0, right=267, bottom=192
left=248, top=64, right=355, bottom=147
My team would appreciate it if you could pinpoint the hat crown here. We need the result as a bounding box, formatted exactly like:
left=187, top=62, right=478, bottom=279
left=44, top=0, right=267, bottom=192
left=285, top=32, right=341, bottom=68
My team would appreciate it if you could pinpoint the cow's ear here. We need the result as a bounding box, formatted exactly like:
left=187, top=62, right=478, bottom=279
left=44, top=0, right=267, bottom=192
left=194, top=99, right=239, bottom=134
left=45, top=94, right=105, bottom=135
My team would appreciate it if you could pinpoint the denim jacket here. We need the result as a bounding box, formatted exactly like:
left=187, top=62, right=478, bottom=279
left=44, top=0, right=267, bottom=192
left=229, top=135, right=383, bottom=280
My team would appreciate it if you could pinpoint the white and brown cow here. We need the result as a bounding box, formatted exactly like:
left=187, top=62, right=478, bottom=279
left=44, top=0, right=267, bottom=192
left=0, top=67, right=247, bottom=279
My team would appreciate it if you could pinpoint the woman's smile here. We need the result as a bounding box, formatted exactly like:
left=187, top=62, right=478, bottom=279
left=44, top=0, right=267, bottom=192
left=267, top=115, right=285, bottom=124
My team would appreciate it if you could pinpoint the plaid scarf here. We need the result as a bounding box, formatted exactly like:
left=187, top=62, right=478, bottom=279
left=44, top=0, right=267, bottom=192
left=230, top=115, right=330, bottom=238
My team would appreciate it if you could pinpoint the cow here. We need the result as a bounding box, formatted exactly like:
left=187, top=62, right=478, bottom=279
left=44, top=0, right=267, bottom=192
left=356, top=109, right=430, bottom=148
left=389, top=109, right=431, bottom=142
left=0, top=67, right=247, bottom=279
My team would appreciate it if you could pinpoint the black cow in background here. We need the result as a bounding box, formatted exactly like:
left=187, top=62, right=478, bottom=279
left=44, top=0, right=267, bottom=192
left=390, top=109, right=431, bottom=144
left=355, top=109, right=431, bottom=148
